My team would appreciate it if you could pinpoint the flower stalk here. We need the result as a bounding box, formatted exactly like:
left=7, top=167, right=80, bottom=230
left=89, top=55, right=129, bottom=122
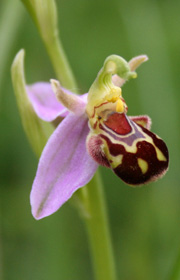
left=13, top=1, right=118, bottom=279
left=21, top=0, right=78, bottom=91
left=168, top=250, right=180, bottom=280
left=82, top=172, right=117, bottom=280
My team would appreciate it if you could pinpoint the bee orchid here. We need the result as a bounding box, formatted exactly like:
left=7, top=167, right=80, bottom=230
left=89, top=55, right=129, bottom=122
left=28, top=55, right=169, bottom=219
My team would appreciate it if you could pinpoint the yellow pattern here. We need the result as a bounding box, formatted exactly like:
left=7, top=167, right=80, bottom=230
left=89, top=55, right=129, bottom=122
left=138, top=158, right=148, bottom=174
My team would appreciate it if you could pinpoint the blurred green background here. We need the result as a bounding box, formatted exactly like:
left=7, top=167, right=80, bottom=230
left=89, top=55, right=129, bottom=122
left=0, top=0, right=180, bottom=279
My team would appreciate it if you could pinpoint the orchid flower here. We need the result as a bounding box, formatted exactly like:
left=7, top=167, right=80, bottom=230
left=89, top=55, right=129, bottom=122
left=28, top=55, right=169, bottom=220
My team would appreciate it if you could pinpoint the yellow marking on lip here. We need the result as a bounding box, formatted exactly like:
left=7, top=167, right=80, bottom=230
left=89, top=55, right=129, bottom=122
left=138, top=158, right=148, bottom=174
left=102, top=138, right=124, bottom=169
left=111, top=154, right=123, bottom=168
left=155, top=146, right=167, bottom=161
left=116, top=99, right=124, bottom=113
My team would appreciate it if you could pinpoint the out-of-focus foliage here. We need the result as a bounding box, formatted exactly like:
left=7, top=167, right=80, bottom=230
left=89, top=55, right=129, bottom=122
left=0, top=0, right=180, bottom=279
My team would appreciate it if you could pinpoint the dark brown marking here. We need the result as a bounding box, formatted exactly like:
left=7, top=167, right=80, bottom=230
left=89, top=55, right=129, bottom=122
left=101, top=127, right=169, bottom=185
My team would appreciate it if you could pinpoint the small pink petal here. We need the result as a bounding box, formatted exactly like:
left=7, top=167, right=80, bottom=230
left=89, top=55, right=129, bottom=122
left=51, top=79, right=86, bottom=115
left=26, top=82, right=88, bottom=122
left=129, top=115, right=152, bottom=130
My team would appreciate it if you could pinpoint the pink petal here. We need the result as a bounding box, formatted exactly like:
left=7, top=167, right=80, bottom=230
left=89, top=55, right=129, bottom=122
left=26, top=82, right=88, bottom=121
left=26, top=82, right=68, bottom=121
left=30, top=113, right=98, bottom=219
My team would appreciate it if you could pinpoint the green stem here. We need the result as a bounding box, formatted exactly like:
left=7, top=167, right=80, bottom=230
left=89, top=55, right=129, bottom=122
left=22, top=0, right=78, bottom=91
left=39, top=31, right=118, bottom=280
left=82, top=171, right=117, bottom=280
left=0, top=205, right=3, bottom=280
left=22, top=2, right=117, bottom=278
left=168, top=250, right=180, bottom=280
left=44, top=37, right=78, bottom=92
left=45, top=20, right=117, bottom=280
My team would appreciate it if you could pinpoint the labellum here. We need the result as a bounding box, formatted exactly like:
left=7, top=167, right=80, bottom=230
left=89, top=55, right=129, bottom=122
left=86, top=55, right=169, bottom=186
left=87, top=110, right=169, bottom=185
